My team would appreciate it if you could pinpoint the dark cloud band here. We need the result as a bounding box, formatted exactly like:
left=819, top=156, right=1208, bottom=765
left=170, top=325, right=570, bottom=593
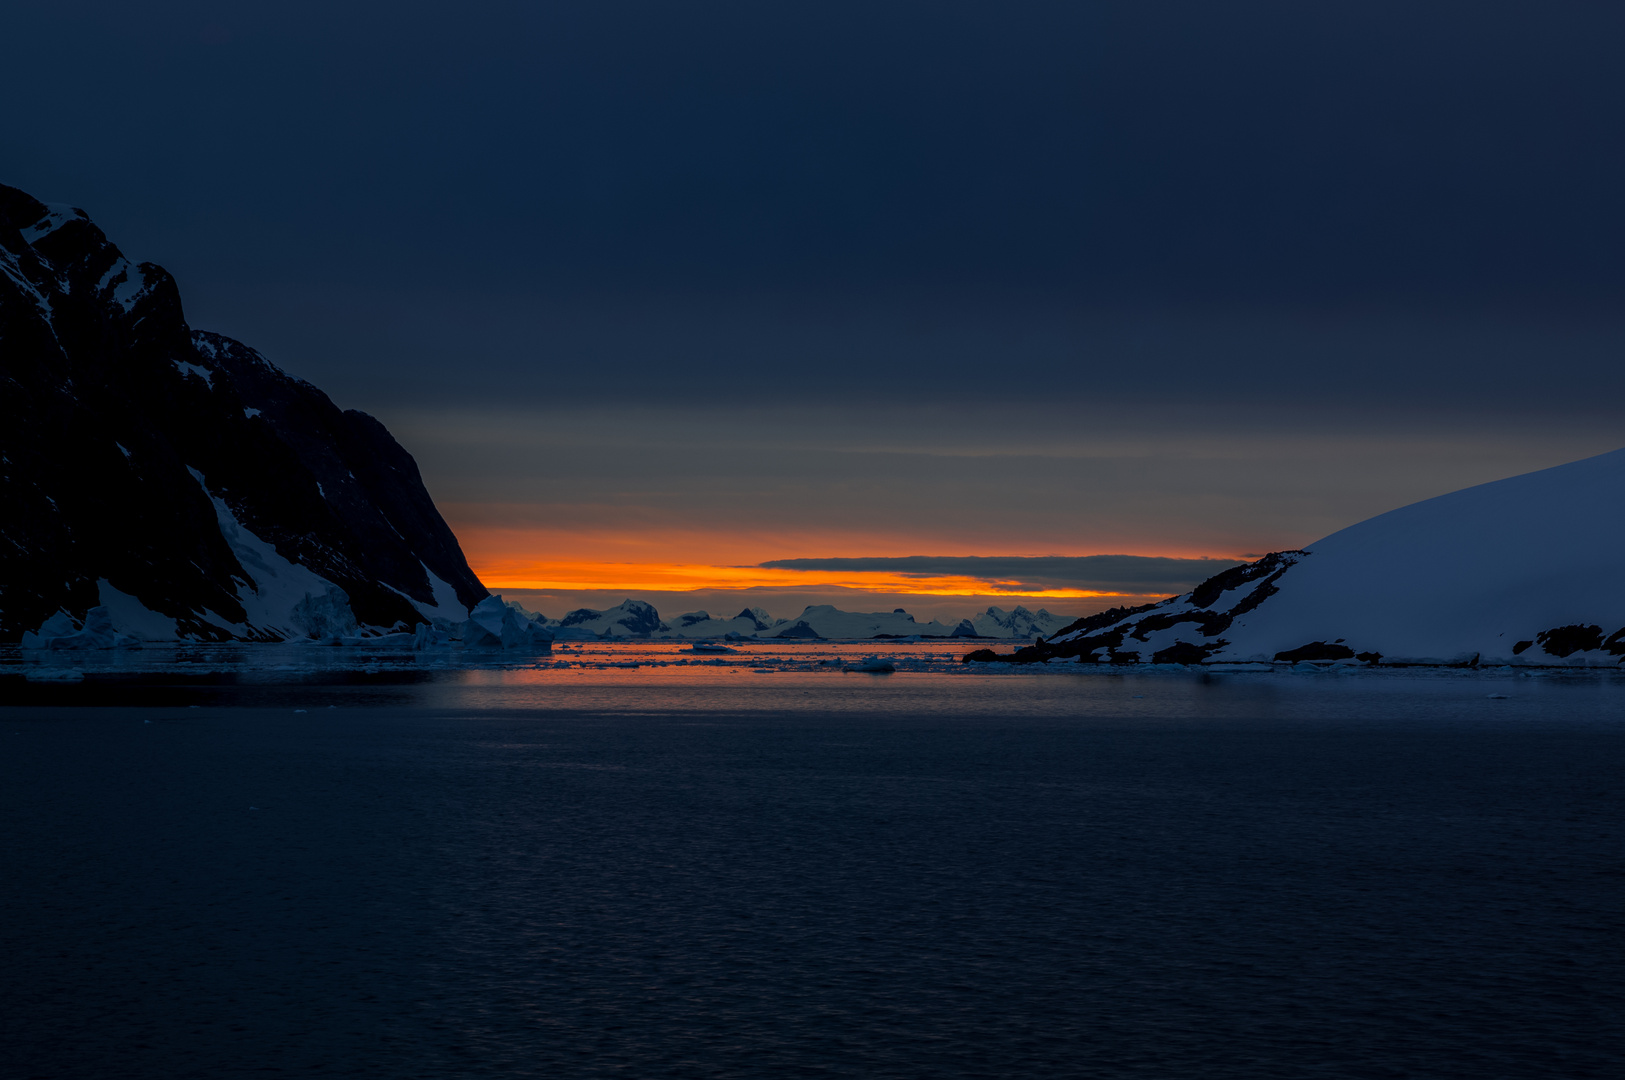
left=757, top=555, right=1243, bottom=592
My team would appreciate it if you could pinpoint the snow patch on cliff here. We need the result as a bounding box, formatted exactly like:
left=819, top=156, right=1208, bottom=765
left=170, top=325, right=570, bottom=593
left=96, top=580, right=179, bottom=641
left=381, top=562, right=472, bottom=624
left=173, top=360, right=213, bottom=386
left=188, top=467, right=358, bottom=640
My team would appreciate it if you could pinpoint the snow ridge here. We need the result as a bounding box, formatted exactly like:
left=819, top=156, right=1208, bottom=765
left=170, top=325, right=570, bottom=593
left=991, top=448, right=1625, bottom=668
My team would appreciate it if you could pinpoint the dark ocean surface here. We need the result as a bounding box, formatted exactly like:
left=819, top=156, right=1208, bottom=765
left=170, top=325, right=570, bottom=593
left=2, top=658, right=1622, bottom=1078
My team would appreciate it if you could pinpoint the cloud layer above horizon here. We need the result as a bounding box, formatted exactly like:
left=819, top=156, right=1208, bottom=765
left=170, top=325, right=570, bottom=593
left=7, top=0, right=1625, bottom=615
left=758, top=556, right=1244, bottom=592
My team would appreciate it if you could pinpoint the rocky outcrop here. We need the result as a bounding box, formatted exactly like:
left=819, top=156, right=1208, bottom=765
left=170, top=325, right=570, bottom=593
left=0, top=185, right=487, bottom=641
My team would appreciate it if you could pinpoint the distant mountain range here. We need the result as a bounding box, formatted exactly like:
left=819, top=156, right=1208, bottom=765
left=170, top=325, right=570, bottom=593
left=511, top=600, right=1079, bottom=641
left=0, top=184, right=487, bottom=642
left=970, top=448, right=1625, bottom=668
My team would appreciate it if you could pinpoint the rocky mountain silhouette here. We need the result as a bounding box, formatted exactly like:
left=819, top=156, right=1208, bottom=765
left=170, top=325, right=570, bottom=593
left=0, top=184, right=487, bottom=641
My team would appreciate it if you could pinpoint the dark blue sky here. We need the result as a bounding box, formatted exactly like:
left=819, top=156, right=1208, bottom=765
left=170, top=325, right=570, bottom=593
left=14, top=2, right=1625, bottom=298
left=8, top=1, right=1625, bottom=614
left=10, top=1, right=1625, bottom=409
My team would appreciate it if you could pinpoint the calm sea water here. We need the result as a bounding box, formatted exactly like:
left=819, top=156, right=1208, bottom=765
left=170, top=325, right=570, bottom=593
left=2, top=649, right=1622, bottom=1078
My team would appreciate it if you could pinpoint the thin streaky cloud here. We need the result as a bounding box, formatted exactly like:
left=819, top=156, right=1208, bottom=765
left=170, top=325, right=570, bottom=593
left=757, top=555, right=1244, bottom=587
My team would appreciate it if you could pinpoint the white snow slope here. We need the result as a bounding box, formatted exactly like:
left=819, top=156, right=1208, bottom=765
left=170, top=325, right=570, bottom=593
left=190, top=468, right=359, bottom=641
left=1046, top=447, right=1625, bottom=666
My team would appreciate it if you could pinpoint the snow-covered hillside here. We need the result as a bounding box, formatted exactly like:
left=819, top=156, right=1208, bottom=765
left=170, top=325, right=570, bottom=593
left=988, top=448, right=1625, bottom=667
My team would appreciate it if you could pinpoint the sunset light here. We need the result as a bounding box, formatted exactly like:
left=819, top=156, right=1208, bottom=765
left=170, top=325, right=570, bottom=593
left=474, top=560, right=1142, bottom=599
left=11, top=1, right=1622, bottom=1074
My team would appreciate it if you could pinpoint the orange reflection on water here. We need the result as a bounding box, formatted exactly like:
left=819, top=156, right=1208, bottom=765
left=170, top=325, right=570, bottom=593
left=432, top=639, right=1012, bottom=713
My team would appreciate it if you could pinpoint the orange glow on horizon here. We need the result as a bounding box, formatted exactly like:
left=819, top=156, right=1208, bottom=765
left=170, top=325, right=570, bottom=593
left=446, top=520, right=1244, bottom=567
left=450, top=520, right=1245, bottom=607
left=473, top=560, right=1145, bottom=599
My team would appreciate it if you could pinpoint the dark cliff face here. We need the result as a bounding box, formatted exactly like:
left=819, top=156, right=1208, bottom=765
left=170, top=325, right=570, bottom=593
left=0, top=184, right=488, bottom=640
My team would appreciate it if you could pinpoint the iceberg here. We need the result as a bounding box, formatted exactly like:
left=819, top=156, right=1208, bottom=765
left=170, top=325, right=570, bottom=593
left=20, top=607, right=141, bottom=650
left=463, top=595, right=554, bottom=652
left=412, top=622, right=453, bottom=650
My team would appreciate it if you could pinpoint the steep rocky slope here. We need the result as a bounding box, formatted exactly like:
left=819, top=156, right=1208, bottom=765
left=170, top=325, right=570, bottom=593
left=0, top=185, right=487, bottom=640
